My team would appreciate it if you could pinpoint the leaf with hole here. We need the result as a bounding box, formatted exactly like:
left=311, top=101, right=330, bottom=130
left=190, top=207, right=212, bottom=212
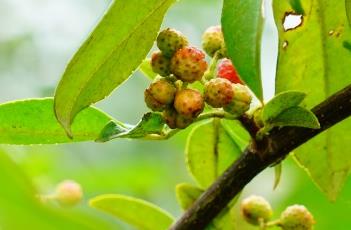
left=54, top=0, right=175, bottom=136
left=90, top=194, right=174, bottom=230
left=221, top=0, right=264, bottom=100
left=0, top=98, right=113, bottom=145
left=97, top=112, right=165, bottom=142
left=274, top=0, right=351, bottom=200
left=262, top=90, right=306, bottom=123
left=186, top=119, right=242, bottom=188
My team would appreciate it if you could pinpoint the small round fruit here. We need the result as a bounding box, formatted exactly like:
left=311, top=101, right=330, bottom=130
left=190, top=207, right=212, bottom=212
left=151, top=51, right=171, bottom=76
left=224, top=84, right=252, bottom=115
left=170, top=47, right=208, bottom=83
left=157, top=28, right=189, bottom=58
left=163, top=108, right=194, bottom=129
left=240, top=195, right=273, bottom=225
left=202, top=25, right=225, bottom=57
left=55, top=180, right=83, bottom=207
left=174, top=89, right=204, bottom=118
left=176, top=114, right=194, bottom=129
left=217, top=58, right=242, bottom=84
left=280, top=205, right=315, bottom=230
left=144, top=79, right=177, bottom=111
left=204, top=78, right=233, bottom=108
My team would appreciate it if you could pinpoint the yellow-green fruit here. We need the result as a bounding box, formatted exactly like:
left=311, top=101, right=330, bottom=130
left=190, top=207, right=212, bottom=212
left=202, top=25, right=226, bottom=57
left=144, top=79, right=177, bottom=111
left=224, top=84, right=252, bottom=115
left=55, top=180, right=83, bottom=207
left=174, top=89, right=204, bottom=118
left=157, top=28, right=189, bottom=58
left=151, top=51, right=171, bottom=77
left=280, top=205, right=315, bottom=230
left=204, top=78, right=234, bottom=108
left=240, top=195, right=273, bottom=225
left=163, top=108, right=193, bottom=129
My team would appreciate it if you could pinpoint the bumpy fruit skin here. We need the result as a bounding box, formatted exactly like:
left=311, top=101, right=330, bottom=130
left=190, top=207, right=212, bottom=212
left=170, top=47, right=208, bottom=83
left=280, top=205, right=315, bottom=230
left=55, top=180, right=83, bottom=206
left=151, top=51, right=171, bottom=76
left=157, top=28, right=189, bottom=58
left=240, top=195, right=273, bottom=225
left=217, top=58, right=242, bottom=84
left=224, top=84, right=252, bottom=115
left=204, top=78, right=233, bottom=108
left=144, top=79, right=176, bottom=111
left=163, top=108, right=193, bottom=129
left=174, top=89, right=204, bottom=118
left=202, top=26, right=225, bottom=57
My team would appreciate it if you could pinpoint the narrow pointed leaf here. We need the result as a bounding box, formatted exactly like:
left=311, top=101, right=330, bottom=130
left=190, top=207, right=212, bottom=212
left=222, top=0, right=264, bottom=100
left=273, top=0, right=351, bottom=200
left=0, top=98, right=112, bottom=145
left=54, top=0, right=175, bottom=136
left=90, top=194, right=174, bottom=230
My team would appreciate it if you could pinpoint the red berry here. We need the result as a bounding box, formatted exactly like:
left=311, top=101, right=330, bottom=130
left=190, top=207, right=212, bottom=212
left=151, top=51, right=171, bottom=77
left=157, top=28, right=189, bottom=58
left=217, top=58, right=242, bottom=84
left=170, top=47, right=208, bottom=83
left=174, top=89, right=204, bottom=118
left=204, top=78, right=234, bottom=108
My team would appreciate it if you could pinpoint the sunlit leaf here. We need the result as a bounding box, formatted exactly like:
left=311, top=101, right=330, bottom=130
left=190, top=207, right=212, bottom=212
left=175, top=183, right=203, bottom=210
left=346, top=0, right=351, bottom=26
left=273, top=0, right=351, bottom=200
left=139, top=58, right=158, bottom=80
left=90, top=194, right=174, bottom=230
left=0, top=98, right=113, bottom=145
left=54, top=0, right=175, bottom=136
left=186, top=119, right=242, bottom=188
left=220, top=120, right=250, bottom=151
left=222, top=0, right=264, bottom=100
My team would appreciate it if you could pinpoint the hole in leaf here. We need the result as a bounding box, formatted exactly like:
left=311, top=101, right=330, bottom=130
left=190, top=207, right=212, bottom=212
left=283, top=13, right=303, bottom=31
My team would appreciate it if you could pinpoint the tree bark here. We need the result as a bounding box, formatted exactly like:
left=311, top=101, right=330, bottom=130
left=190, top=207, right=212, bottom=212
left=170, top=84, right=351, bottom=230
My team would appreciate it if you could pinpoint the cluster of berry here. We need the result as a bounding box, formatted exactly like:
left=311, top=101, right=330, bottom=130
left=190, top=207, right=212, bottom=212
left=144, top=27, right=252, bottom=129
left=241, top=195, right=315, bottom=230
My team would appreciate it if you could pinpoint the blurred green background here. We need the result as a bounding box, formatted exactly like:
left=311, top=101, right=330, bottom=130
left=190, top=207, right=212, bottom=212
left=0, top=0, right=351, bottom=229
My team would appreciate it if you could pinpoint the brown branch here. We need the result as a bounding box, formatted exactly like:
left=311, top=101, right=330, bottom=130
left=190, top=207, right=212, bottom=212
left=170, top=84, right=351, bottom=230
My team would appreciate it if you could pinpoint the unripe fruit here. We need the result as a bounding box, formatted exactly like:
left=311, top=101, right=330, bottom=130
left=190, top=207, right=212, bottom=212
left=224, top=84, right=252, bottom=115
left=157, top=28, right=189, bottom=58
left=202, top=25, right=225, bottom=57
left=144, top=79, right=177, bottom=111
left=280, top=205, right=315, bottom=230
left=204, top=78, right=233, bottom=108
left=55, top=180, right=83, bottom=207
left=170, top=47, right=208, bottom=83
left=217, top=58, right=242, bottom=84
left=163, top=108, right=194, bottom=129
left=174, top=89, right=204, bottom=118
left=240, top=195, right=273, bottom=225
left=151, top=51, right=171, bottom=77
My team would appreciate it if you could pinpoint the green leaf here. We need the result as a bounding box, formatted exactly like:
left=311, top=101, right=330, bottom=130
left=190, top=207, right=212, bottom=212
left=139, top=58, right=158, bottom=80
left=346, top=0, right=351, bottom=26
left=175, top=183, right=203, bottom=210
left=90, top=194, right=174, bottom=230
left=269, top=106, right=320, bottom=129
left=221, top=0, right=264, bottom=100
left=97, top=112, right=165, bottom=142
left=289, top=0, right=305, bottom=15
left=186, top=119, right=242, bottom=188
left=273, top=0, right=351, bottom=200
left=262, top=91, right=306, bottom=123
left=0, top=98, right=113, bottom=145
left=54, top=0, right=175, bottom=136
left=220, top=120, right=250, bottom=151
left=273, top=163, right=282, bottom=190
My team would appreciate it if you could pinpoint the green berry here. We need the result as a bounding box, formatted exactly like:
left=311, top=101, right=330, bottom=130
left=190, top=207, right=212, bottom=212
left=240, top=195, right=273, bottom=225
left=163, top=108, right=194, bottom=129
left=170, top=47, right=208, bottom=83
left=204, top=78, right=234, bottom=108
left=280, top=205, right=315, bottom=230
left=224, top=83, right=252, bottom=115
left=157, top=28, right=189, bottom=58
left=144, top=79, right=177, bottom=111
left=202, top=25, right=226, bottom=57
left=151, top=51, right=171, bottom=76
left=174, top=89, right=204, bottom=118
left=55, top=180, right=83, bottom=207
